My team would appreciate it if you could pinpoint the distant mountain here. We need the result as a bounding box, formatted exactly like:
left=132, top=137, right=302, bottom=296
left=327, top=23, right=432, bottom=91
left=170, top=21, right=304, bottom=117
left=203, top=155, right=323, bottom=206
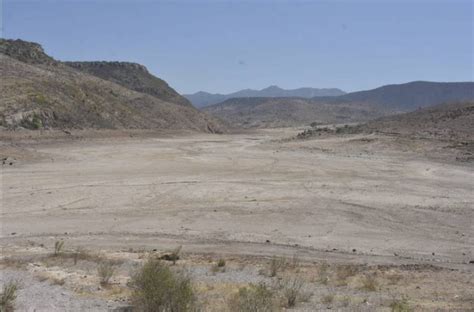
left=184, top=85, right=345, bottom=108
left=0, top=39, right=225, bottom=132
left=203, top=81, right=474, bottom=128
left=315, top=81, right=474, bottom=111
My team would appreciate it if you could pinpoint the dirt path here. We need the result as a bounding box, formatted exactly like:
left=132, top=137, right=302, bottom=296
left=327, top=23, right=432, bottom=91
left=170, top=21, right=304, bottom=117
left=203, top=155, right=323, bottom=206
left=2, top=130, right=473, bottom=269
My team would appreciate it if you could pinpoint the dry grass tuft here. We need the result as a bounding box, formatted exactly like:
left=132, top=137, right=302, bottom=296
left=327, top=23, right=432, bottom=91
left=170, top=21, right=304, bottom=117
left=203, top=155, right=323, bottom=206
left=0, top=281, right=18, bottom=312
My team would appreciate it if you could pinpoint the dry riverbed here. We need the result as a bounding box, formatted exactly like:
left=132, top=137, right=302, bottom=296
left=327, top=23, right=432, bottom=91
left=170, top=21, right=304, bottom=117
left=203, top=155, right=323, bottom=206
left=1, top=128, right=473, bottom=311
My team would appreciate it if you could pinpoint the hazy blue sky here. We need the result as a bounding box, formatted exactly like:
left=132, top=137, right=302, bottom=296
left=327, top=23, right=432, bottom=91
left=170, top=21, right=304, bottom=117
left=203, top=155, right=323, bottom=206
left=2, top=0, right=473, bottom=94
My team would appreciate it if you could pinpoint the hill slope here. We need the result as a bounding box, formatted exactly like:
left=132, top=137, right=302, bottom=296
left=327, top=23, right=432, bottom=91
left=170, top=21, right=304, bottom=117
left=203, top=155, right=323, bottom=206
left=203, top=97, right=384, bottom=128
left=185, top=85, right=345, bottom=108
left=315, top=81, right=474, bottom=110
left=0, top=39, right=224, bottom=132
left=204, top=81, right=474, bottom=128
left=65, top=61, right=191, bottom=107
left=359, top=101, right=474, bottom=141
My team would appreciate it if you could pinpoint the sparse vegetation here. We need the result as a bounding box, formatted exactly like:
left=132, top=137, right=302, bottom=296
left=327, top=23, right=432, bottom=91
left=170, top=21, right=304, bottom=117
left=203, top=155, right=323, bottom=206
left=159, top=245, right=182, bottom=264
left=131, top=258, right=195, bottom=312
left=98, top=262, right=115, bottom=286
left=389, top=296, right=413, bottom=312
left=0, top=281, right=18, bottom=312
left=317, top=262, right=330, bottom=285
left=280, top=276, right=304, bottom=308
left=54, top=240, right=65, bottom=256
left=211, top=258, right=227, bottom=274
left=229, top=283, right=278, bottom=312
left=360, top=274, right=378, bottom=291
left=20, top=113, right=43, bottom=130
left=334, top=265, right=358, bottom=286
left=217, top=258, right=226, bottom=267
left=268, top=256, right=287, bottom=277
left=50, top=277, right=65, bottom=286
left=321, top=294, right=334, bottom=304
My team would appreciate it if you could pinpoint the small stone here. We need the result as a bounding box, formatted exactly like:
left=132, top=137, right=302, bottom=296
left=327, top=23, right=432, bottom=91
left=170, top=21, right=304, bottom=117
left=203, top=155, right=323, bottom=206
left=10, top=232, right=16, bottom=235
left=265, top=239, right=270, bottom=243
left=352, top=249, right=357, bottom=253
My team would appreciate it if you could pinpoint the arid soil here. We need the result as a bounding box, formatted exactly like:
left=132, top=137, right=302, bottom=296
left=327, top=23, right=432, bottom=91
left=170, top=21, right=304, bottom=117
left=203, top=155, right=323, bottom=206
left=1, top=129, right=473, bottom=311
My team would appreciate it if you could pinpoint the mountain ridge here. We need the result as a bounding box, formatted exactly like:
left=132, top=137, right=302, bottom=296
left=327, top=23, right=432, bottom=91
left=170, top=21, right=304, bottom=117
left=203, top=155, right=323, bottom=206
left=184, top=85, right=346, bottom=108
left=203, top=81, right=474, bottom=128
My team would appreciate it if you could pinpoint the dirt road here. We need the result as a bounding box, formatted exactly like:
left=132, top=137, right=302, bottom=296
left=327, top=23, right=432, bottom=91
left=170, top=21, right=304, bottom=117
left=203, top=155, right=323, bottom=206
left=2, top=129, right=473, bottom=268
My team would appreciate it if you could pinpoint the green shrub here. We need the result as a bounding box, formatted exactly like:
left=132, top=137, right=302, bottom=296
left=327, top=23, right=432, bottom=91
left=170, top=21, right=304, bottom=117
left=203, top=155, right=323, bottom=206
left=131, top=259, right=195, bottom=312
left=229, top=283, right=278, bottom=312
left=0, top=281, right=18, bottom=312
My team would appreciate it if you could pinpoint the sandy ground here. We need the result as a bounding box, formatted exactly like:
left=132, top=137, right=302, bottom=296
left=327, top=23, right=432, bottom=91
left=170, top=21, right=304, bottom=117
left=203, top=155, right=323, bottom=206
left=1, top=128, right=473, bottom=310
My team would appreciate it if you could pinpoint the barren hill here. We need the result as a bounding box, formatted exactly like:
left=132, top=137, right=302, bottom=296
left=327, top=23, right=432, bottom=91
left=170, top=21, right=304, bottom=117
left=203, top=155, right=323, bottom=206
left=0, top=39, right=224, bottom=132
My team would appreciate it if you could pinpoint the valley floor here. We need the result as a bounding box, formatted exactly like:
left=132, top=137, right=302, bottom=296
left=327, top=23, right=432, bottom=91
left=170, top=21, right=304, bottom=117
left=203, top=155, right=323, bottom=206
left=1, top=128, right=473, bottom=311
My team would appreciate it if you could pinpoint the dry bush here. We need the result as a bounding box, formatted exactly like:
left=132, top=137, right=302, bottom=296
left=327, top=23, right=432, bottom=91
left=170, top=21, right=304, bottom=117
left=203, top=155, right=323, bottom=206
left=130, top=258, right=196, bottom=312
left=217, top=259, right=226, bottom=267
left=229, top=283, right=278, bottom=312
left=389, top=296, right=413, bottom=312
left=360, top=274, right=378, bottom=292
left=334, top=265, right=358, bottom=286
left=386, top=273, right=403, bottom=285
left=50, top=277, right=65, bottom=286
left=210, top=259, right=226, bottom=274
left=0, top=281, right=18, bottom=312
left=317, top=262, right=330, bottom=285
left=159, top=246, right=182, bottom=265
left=290, top=253, right=300, bottom=269
left=321, top=294, right=334, bottom=304
left=98, top=262, right=115, bottom=286
left=268, top=256, right=287, bottom=277
left=280, top=276, right=305, bottom=308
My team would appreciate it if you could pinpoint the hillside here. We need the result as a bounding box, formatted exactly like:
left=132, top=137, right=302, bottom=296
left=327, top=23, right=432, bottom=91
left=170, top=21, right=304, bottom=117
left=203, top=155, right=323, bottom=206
left=0, top=39, right=224, bottom=132
left=359, top=101, right=474, bottom=141
left=204, top=81, right=474, bottom=128
left=203, top=97, right=384, bottom=128
left=65, top=61, right=191, bottom=107
left=315, top=81, right=474, bottom=110
left=185, top=85, right=345, bottom=108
